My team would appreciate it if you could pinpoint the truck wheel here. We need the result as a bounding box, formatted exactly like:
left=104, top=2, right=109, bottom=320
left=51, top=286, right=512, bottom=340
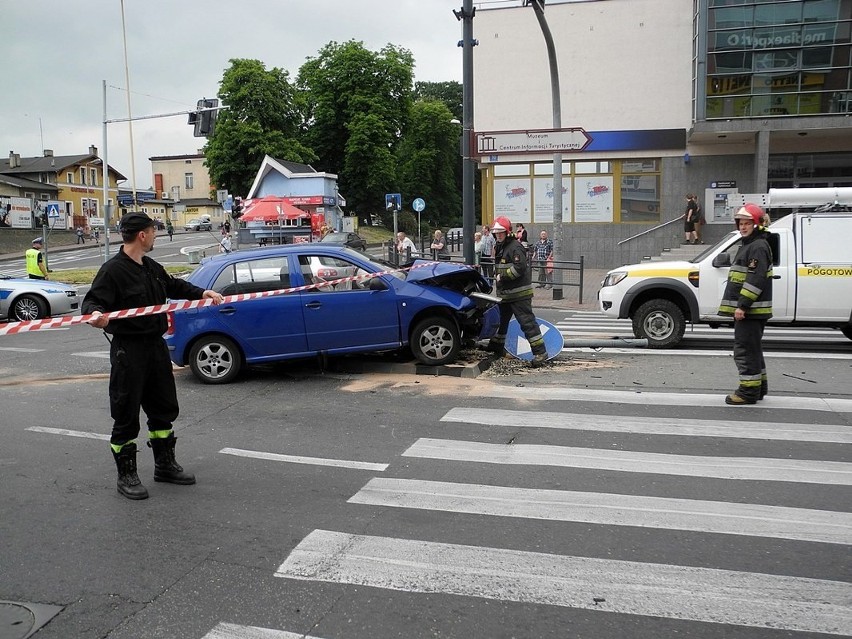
left=188, top=335, right=242, bottom=384
left=632, top=299, right=685, bottom=348
left=411, top=316, right=460, bottom=366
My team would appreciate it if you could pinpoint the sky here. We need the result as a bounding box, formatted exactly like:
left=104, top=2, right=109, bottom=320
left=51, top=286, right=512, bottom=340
left=1, top=0, right=485, bottom=190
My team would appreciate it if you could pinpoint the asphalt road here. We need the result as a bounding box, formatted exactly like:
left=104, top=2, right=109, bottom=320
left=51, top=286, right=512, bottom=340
left=1, top=326, right=850, bottom=639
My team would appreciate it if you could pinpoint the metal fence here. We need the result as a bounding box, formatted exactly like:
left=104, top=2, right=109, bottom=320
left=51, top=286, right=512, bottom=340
left=383, top=242, right=585, bottom=304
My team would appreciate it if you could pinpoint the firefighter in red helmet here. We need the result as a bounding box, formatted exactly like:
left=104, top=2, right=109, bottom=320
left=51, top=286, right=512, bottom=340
left=718, top=203, right=773, bottom=404
left=486, top=216, right=548, bottom=367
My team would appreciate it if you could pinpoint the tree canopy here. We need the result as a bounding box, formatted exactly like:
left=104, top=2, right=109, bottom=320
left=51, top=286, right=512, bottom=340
left=297, top=41, right=415, bottom=217
left=204, top=59, right=316, bottom=197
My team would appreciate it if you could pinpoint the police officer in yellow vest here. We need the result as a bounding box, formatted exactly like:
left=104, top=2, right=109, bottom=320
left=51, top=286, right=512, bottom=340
left=25, top=237, right=48, bottom=280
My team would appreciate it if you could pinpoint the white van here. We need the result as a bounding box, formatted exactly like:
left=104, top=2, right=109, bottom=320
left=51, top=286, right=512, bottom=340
left=598, top=188, right=852, bottom=347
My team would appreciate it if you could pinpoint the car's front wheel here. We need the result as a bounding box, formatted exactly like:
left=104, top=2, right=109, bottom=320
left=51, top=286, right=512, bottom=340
left=632, top=299, right=685, bottom=348
left=411, top=316, right=460, bottom=366
left=12, top=294, right=48, bottom=321
left=188, top=335, right=242, bottom=384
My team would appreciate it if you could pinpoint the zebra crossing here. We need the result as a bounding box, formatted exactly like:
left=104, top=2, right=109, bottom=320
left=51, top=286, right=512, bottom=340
left=556, top=310, right=851, bottom=355
left=209, top=386, right=852, bottom=638
left=0, top=246, right=107, bottom=279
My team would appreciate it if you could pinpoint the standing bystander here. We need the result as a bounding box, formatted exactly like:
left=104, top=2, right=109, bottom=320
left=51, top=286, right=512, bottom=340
left=25, top=237, right=48, bottom=279
left=532, top=230, right=554, bottom=288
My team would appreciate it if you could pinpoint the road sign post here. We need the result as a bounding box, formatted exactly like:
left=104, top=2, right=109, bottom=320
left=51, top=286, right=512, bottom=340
left=412, top=197, right=426, bottom=249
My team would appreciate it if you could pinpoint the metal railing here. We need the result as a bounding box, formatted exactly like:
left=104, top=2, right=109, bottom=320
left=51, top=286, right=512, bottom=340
left=617, top=215, right=684, bottom=245
left=384, top=242, right=585, bottom=304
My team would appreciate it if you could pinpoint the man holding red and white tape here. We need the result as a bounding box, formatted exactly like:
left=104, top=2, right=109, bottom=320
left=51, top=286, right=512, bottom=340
left=83, top=212, right=224, bottom=500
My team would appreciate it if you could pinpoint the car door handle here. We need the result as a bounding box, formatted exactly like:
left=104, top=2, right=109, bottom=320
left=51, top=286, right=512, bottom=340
left=218, top=306, right=237, bottom=315
left=773, top=275, right=781, bottom=279
left=305, top=301, right=322, bottom=309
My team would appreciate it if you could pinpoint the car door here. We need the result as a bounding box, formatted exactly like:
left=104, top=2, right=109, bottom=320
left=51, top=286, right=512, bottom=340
left=296, top=253, right=400, bottom=352
left=208, top=256, right=309, bottom=358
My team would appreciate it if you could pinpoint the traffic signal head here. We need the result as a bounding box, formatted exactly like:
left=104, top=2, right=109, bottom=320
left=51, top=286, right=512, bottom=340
left=231, top=197, right=244, bottom=219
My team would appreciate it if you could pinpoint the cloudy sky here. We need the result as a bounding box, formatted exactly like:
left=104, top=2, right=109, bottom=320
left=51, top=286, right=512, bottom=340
left=2, top=0, right=488, bottom=189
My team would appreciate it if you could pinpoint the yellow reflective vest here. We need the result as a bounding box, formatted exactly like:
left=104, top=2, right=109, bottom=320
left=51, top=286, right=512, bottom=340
left=25, top=248, right=45, bottom=278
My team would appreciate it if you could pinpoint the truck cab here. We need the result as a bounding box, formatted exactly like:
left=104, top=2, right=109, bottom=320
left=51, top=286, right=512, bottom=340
left=599, top=188, right=852, bottom=347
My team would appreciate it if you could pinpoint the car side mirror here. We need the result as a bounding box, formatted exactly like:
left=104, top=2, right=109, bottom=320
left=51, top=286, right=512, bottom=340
left=368, top=277, right=387, bottom=291
left=712, top=253, right=731, bottom=268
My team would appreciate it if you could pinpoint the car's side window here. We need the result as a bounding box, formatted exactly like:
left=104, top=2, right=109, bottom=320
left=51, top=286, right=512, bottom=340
left=298, top=255, right=372, bottom=292
left=212, top=258, right=291, bottom=295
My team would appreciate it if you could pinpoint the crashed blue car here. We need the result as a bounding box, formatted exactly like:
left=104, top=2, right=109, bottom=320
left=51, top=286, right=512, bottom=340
left=165, top=245, right=499, bottom=383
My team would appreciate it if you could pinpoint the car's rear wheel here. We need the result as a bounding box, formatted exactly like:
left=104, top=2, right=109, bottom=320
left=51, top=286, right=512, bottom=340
left=12, top=294, right=48, bottom=321
left=411, top=316, right=460, bottom=366
left=188, top=335, right=242, bottom=384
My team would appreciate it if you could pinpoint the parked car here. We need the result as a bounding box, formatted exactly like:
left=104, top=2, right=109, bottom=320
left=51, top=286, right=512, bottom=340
left=165, top=245, right=499, bottom=383
left=319, top=231, right=367, bottom=251
left=184, top=218, right=213, bottom=232
left=0, top=273, right=80, bottom=322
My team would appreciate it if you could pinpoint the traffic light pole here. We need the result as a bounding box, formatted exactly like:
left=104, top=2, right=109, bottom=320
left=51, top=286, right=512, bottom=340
left=101, top=79, right=224, bottom=262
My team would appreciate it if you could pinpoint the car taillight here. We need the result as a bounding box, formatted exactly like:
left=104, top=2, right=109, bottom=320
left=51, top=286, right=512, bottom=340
left=166, top=311, right=174, bottom=335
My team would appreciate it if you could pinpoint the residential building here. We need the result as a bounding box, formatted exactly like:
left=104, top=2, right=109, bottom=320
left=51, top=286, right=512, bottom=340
left=150, top=153, right=222, bottom=227
left=474, top=0, right=852, bottom=268
left=0, top=146, right=125, bottom=231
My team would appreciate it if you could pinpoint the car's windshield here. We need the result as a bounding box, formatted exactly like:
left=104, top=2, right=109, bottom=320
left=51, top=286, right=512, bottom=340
left=689, top=231, right=739, bottom=263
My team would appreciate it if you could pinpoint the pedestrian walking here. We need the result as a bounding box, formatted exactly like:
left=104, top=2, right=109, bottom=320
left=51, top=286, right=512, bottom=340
left=718, top=203, right=773, bottom=405
left=486, top=216, right=548, bottom=367
left=82, top=212, right=224, bottom=500
left=479, top=225, right=496, bottom=278
left=76, top=227, right=85, bottom=244
left=165, top=218, right=174, bottom=241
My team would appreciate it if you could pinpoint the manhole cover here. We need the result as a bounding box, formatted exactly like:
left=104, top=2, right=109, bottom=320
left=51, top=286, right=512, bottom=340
left=0, top=601, right=63, bottom=639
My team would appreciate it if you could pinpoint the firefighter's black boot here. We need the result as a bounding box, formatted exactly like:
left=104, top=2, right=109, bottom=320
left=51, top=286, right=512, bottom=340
left=112, top=443, right=149, bottom=500
left=148, top=434, right=196, bottom=485
left=530, top=342, right=548, bottom=368
left=486, top=338, right=505, bottom=356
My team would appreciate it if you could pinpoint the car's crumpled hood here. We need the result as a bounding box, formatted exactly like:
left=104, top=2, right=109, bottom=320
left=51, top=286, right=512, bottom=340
left=405, top=260, right=492, bottom=295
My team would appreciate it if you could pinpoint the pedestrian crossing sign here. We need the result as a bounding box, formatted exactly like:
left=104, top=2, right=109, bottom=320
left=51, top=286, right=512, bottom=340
left=45, top=203, right=61, bottom=218
left=504, top=317, right=564, bottom=361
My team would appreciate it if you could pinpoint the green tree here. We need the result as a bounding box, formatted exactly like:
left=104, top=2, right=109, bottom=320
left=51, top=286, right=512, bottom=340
left=395, top=100, right=461, bottom=229
left=298, top=41, right=414, bottom=220
left=414, top=81, right=463, bottom=122
left=205, top=59, right=316, bottom=197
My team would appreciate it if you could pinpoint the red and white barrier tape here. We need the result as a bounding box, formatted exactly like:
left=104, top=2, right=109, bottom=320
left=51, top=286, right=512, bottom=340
left=0, top=261, right=453, bottom=336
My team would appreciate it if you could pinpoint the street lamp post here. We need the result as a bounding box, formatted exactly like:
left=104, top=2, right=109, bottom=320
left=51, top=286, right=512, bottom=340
left=455, top=0, right=477, bottom=266
left=526, top=0, right=565, bottom=300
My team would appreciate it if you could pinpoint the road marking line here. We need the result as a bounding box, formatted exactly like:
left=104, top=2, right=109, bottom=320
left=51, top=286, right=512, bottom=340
left=219, top=447, right=388, bottom=472
left=403, top=438, right=852, bottom=485
left=441, top=407, right=852, bottom=443
left=27, top=426, right=109, bottom=441
left=349, top=478, right=852, bottom=545
left=202, top=622, right=325, bottom=638
left=71, top=351, right=110, bottom=358
left=486, top=386, right=852, bottom=413
left=276, top=529, right=852, bottom=635
left=0, top=346, right=43, bottom=353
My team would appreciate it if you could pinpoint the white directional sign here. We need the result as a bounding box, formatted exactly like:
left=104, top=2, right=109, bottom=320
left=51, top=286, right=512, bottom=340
left=475, top=128, right=591, bottom=156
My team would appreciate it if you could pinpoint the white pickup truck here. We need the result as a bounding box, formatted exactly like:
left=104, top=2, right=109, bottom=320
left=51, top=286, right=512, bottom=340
left=598, top=188, right=852, bottom=347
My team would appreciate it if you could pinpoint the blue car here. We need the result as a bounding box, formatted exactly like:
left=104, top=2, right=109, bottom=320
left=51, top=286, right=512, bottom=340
left=165, top=245, right=499, bottom=384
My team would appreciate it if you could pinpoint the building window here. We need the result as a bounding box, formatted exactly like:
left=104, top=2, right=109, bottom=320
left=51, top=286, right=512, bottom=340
left=80, top=168, right=87, bottom=185
left=619, top=160, right=661, bottom=223
left=67, top=172, right=74, bottom=184
left=185, top=172, right=194, bottom=190
left=90, top=168, right=98, bottom=186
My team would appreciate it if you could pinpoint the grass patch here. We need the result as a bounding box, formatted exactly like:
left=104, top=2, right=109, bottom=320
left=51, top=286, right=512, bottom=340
left=51, top=265, right=195, bottom=285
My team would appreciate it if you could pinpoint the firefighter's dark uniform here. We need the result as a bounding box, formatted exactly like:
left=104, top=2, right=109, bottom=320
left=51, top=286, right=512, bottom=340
left=487, top=234, right=547, bottom=364
left=718, top=228, right=773, bottom=403
left=84, top=212, right=212, bottom=500
left=83, top=247, right=206, bottom=447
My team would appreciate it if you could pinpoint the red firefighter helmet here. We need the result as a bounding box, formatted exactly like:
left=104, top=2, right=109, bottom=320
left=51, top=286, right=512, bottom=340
left=491, top=216, right=512, bottom=234
left=734, top=203, right=767, bottom=226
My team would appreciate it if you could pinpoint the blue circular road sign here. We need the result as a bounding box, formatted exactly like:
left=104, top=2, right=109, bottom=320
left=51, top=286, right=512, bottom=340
left=504, top=318, right=564, bottom=362
left=412, top=197, right=426, bottom=212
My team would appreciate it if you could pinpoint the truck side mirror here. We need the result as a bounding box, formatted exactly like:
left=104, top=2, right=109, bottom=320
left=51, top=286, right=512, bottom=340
left=712, top=253, right=731, bottom=268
